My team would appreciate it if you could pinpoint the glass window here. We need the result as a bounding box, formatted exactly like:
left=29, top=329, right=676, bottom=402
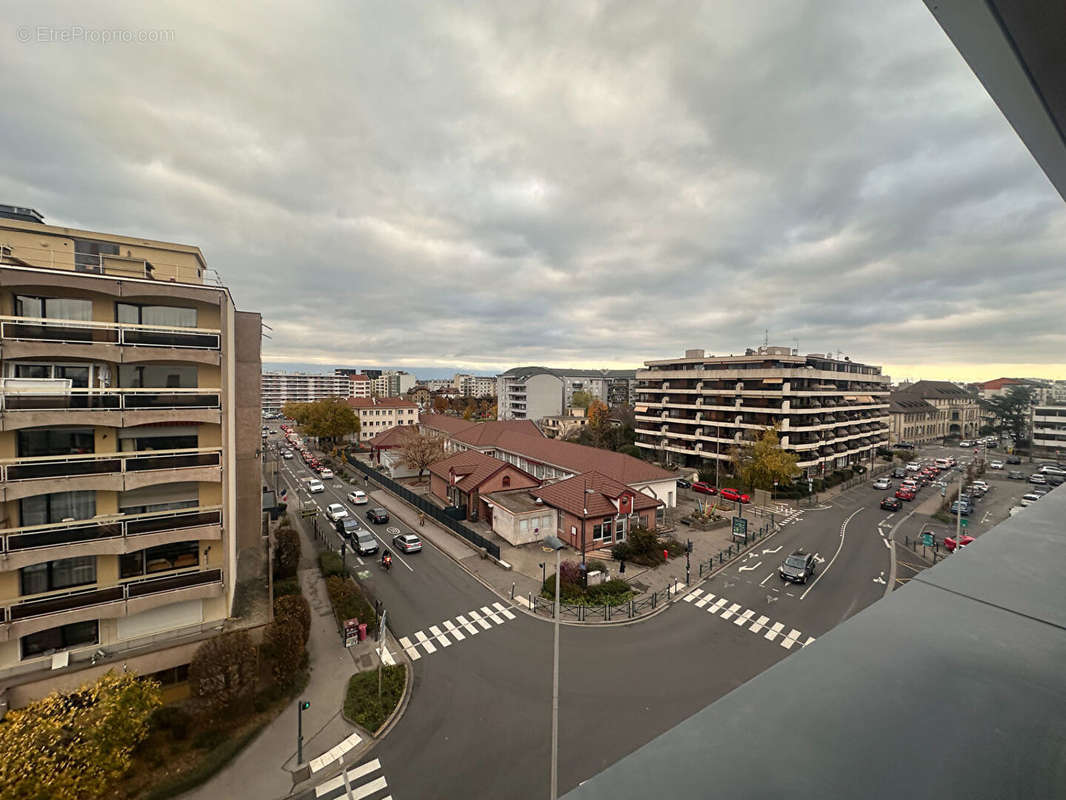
left=21, top=620, right=99, bottom=659
left=55, top=366, right=90, bottom=388
left=14, top=364, right=50, bottom=379
left=20, top=491, right=96, bottom=527
left=118, top=364, right=197, bottom=389
left=122, top=434, right=198, bottom=452
left=17, top=429, right=95, bottom=458
left=116, top=303, right=197, bottom=328
left=20, top=556, right=96, bottom=595
left=120, top=541, right=200, bottom=579
left=15, top=295, right=92, bottom=321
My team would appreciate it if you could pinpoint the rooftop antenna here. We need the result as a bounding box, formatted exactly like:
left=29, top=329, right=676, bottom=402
left=764, top=329, right=768, bottom=347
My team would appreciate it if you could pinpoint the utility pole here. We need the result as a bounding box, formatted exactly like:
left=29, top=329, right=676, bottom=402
left=955, top=463, right=963, bottom=544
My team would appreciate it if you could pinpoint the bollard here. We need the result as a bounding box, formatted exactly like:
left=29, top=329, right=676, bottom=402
left=528, top=592, right=533, bottom=612
left=629, top=599, right=634, bottom=618
left=605, top=603, right=610, bottom=621
left=510, top=582, right=515, bottom=600
left=652, top=591, right=657, bottom=608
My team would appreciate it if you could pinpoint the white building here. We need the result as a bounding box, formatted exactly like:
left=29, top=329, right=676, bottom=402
left=454, top=374, right=496, bottom=398
left=369, top=370, right=415, bottom=398
left=1031, top=405, right=1066, bottom=454
left=262, top=372, right=351, bottom=412
left=496, top=367, right=637, bottom=421
left=347, top=397, right=420, bottom=443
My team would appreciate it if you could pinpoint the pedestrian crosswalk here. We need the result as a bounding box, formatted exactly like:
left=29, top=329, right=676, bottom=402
left=399, top=602, right=516, bottom=661
left=682, top=588, right=815, bottom=651
left=309, top=730, right=363, bottom=773
left=314, top=757, right=391, bottom=799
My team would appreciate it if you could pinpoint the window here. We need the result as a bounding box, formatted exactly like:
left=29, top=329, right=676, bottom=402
left=21, top=620, right=99, bottom=659
left=615, top=516, right=627, bottom=541
left=146, top=663, right=190, bottom=687
left=116, top=303, right=197, bottom=328
left=20, top=556, right=97, bottom=595
left=15, top=295, right=93, bottom=321
left=17, top=428, right=94, bottom=458
left=592, top=522, right=610, bottom=542
left=20, top=491, right=96, bottom=526
left=502, top=476, right=511, bottom=488
left=73, top=238, right=118, bottom=273
left=640, top=514, right=649, bottom=529
left=121, top=434, right=198, bottom=452
left=120, top=541, right=200, bottom=579
left=118, top=364, right=197, bottom=389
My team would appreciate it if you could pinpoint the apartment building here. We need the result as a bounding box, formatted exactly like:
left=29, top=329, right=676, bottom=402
left=347, top=397, right=419, bottom=443
left=453, top=374, right=496, bottom=398
left=0, top=206, right=261, bottom=708
left=1031, top=405, right=1066, bottom=455
left=369, top=370, right=414, bottom=398
left=496, top=367, right=637, bottom=421
left=635, top=347, right=891, bottom=477
left=348, top=373, right=371, bottom=398
left=261, top=371, right=350, bottom=412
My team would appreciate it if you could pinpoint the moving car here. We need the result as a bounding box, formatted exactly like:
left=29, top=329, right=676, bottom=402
left=892, top=468, right=907, bottom=479
left=366, top=507, right=390, bottom=524
left=895, top=488, right=916, bottom=501
left=325, top=503, right=347, bottom=522
left=393, top=533, right=423, bottom=553
left=353, top=529, right=379, bottom=556
left=935, top=458, right=952, bottom=469
left=988, top=460, right=1004, bottom=470
left=944, top=534, right=975, bottom=552
left=691, top=481, right=717, bottom=495
left=283, top=451, right=294, bottom=459
left=335, top=516, right=360, bottom=539
left=719, top=488, right=750, bottom=503
left=348, top=490, right=368, bottom=505
left=872, top=478, right=891, bottom=490
left=959, top=440, right=973, bottom=448
left=676, top=478, right=691, bottom=489
left=779, top=550, right=816, bottom=584
left=320, top=468, right=334, bottom=479
left=1006, top=455, right=1022, bottom=465
left=906, top=462, right=921, bottom=472
left=308, top=479, right=325, bottom=494
left=880, top=497, right=902, bottom=511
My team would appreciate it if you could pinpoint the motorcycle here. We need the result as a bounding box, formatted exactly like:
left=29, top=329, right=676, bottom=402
left=381, top=554, right=392, bottom=572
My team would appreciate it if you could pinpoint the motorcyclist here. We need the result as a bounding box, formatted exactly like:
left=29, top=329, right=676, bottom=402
left=381, top=549, right=392, bottom=570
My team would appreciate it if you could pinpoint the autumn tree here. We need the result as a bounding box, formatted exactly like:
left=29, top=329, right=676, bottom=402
left=588, top=399, right=609, bottom=429
left=265, top=619, right=306, bottom=688
left=730, top=426, right=800, bottom=492
left=0, top=670, right=161, bottom=800
left=188, top=630, right=258, bottom=718
left=282, top=397, right=360, bottom=448
left=432, top=396, right=449, bottom=414
left=398, top=426, right=447, bottom=482
left=462, top=403, right=475, bottom=420
left=273, top=525, right=301, bottom=580
left=570, top=390, right=593, bottom=409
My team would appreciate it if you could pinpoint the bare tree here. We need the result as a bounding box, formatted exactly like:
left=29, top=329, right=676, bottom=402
left=398, top=427, right=446, bottom=482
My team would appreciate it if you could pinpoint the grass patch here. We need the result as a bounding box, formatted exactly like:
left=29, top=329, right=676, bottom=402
left=344, top=665, right=406, bottom=734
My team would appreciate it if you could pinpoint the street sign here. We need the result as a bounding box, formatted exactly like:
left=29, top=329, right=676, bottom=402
left=960, top=518, right=969, bottom=528
left=731, top=516, right=748, bottom=540
left=343, top=618, right=360, bottom=648
left=921, top=532, right=934, bottom=547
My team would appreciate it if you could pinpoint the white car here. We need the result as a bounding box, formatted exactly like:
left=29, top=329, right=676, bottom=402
left=347, top=490, right=368, bottom=505
left=325, top=503, right=348, bottom=522
left=1040, top=465, right=1066, bottom=476
left=971, top=480, right=989, bottom=490
left=283, top=451, right=294, bottom=459
left=872, top=478, right=891, bottom=490
left=320, top=468, right=334, bottom=479
left=1019, top=493, right=1041, bottom=507
left=988, top=460, right=1004, bottom=469
left=308, top=479, right=325, bottom=494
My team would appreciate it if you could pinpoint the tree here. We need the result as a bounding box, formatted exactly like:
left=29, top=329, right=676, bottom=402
left=981, top=385, right=1034, bottom=442
left=398, top=426, right=446, bottom=482
left=432, top=396, right=449, bottom=414
left=587, top=399, right=609, bottom=429
left=282, top=397, right=359, bottom=448
left=730, top=426, right=800, bottom=492
left=462, top=403, right=475, bottom=420
left=0, top=670, right=161, bottom=800
left=188, top=630, right=258, bottom=718
left=570, top=390, right=593, bottom=409
left=274, top=525, right=301, bottom=580
left=274, top=593, right=311, bottom=645
left=265, top=619, right=306, bottom=688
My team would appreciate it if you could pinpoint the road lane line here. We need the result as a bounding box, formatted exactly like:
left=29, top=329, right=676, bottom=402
left=800, top=507, right=862, bottom=600
left=759, top=573, right=773, bottom=586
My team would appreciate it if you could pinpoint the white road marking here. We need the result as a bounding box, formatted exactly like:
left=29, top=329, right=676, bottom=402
left=309, top=732, right=364, bottom=773
left=398, top=636, right=413, bottom=650
left=414, top=630, right=437, bottom=654
left=429, top=625, right=451, bottom=647
left=456, top=614, right=479, bottom=635
left=760, top=573, right=773, bottom=586
left=762, top=546, right=782, bottom=554
left=708, top=598, right=728, bottom=614
left=765, top=594, right=779, bottom=605
left=377, top=644, right=395, bottom=666
left=468, top=610, right=493, bottom=630
left=873, top=572, right=886, bottom=584
left=733, top=608, right=755, bottom=626
left=720, top=603, right=741, bottom=620
left=882, top=538, right=892, bottom=550
left=314, top=758, right=380, bottom=796
left=800, top=507, right=862, bottom=600
left=492, top=602, right=517, bottom=620
left=738, top=561, right=762, bottom=572
left=765, top=622, right=785, bottom=641
left=480, top=605, right=505, bottom=625
left=695, top=593, right=714, bottom=608
left=443, top=620, right=465, bottom=641
left=750, top=615, right=769, bottom=633
left=803, top=636, right=816, bottom=647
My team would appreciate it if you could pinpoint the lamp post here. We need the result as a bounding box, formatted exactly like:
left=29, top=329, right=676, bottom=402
left=297, top=699, right=311, bottom=764
left=543, top=535, right=566, bottom=800
left=539, top=562, right=546, bottom=586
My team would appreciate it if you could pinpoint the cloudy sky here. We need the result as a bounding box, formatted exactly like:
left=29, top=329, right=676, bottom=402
left=2, top=1, right=1063, bottom=382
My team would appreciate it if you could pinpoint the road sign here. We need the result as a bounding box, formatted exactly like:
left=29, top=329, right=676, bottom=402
left=960, top=518, right=968, bottom=528
left=921, top=532, right=934, bottom=547
left=343, top=618, right=361, bottom=648
left=731, top=516, right=748, bottom=540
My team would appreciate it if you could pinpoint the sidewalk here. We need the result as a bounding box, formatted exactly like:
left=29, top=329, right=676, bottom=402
left=180, top=514, right=382, bottom=800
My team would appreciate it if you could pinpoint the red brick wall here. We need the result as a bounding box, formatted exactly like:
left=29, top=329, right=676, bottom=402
left=555, top=508, right=657, bottom=554
left=430, top=473, right=449, bottom=504
left=479, top=466, right=539, bottom=495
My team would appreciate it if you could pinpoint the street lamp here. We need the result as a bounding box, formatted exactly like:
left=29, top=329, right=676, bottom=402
left=538, top=561, right=546, bottom=586
left=543, top=534, right=566, bottom=800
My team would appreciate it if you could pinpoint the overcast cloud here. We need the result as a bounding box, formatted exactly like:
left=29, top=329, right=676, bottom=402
left=1, top=1, right=1063, bottom=381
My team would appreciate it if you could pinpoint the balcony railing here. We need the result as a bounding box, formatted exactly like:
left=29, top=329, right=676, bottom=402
left=2, top=506, right=222, bottom=554
left=4, top=568, right=223, bottom=622
left=1, top=447, right=222, bottom=482
left=0, top=386, right=221, bottom=413
left=0, top=315, right=221, bottom=350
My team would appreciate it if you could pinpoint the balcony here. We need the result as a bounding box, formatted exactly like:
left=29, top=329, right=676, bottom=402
left=0, top=568, right=224, bottom=640
left=0, top=316, right=221, bottom=365
left=0, top=448, right=223, bottom=501
left=0, top=385, right=222, bottom=430
left=0, top=506, right=222, bottom=569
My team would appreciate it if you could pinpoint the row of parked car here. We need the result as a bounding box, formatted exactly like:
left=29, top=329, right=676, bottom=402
left=875, top=459, right=957, bottom=511
left=677, top=479, right=752, bottom=504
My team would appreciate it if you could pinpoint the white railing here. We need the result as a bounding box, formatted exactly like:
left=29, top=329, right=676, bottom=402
left=0, top=315, right=221, bottom=350
left=0, top=446, right=223, bottom=482
left=0, top=384, right=221, bottom=412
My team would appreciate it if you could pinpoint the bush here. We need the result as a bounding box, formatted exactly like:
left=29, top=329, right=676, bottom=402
left=319, top=551, right=345, bottom=578
left=273, top=577, right=300, bottom=600
left=142, top=721, right=269, bottom=800
left=274, top=593, right=311, bottom=644
left=265, top=619, right=307, bottom=689
left=325, top=575, right=378, bottom=634
left=188, top=631, right=258, bottom=719
left=151, top=704, right=191, bottom=741
left=274, top=526, right=301, bottom=579
left=344, top=665, right=406, bottom=734
left=192, top=728, right=227, bottom=750
left=587, top=559, right=608, bottom=574
left=585, top=578, right=635, bottom=606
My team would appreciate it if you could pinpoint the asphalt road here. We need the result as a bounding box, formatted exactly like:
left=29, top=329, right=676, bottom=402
left=268, top=426, right=974, bottom=799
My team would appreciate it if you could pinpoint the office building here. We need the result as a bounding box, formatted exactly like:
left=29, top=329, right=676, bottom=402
left=0, top=207, right=261, bottom=708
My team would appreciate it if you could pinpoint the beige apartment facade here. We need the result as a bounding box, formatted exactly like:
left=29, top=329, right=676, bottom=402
left=0, top=209, right=261, bottom=708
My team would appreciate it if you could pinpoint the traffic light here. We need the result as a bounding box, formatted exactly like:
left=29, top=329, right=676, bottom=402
left=300, top=701, right=310, bottom=711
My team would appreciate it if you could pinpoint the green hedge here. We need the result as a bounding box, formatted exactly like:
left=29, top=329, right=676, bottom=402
left=325, top=575, right=378, bottom=634
left=319, top=551, right=346, bottom=578
left=273, top=577, right=301, bottom=600
left=344, top=665, right=406, bottom=733
left=142, top=720, right=270, bottom=800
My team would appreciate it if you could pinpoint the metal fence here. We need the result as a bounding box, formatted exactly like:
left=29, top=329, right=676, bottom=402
left=528, top=590, right=671, bottom=621
left=344, top=453, right=502, bottom=560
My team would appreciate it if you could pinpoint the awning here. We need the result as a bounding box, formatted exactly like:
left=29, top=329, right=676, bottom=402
left=762, top=378, right=783, bottom=385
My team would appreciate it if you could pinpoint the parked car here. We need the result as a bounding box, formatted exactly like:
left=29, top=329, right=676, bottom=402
left=319, top=468, right=334, bottom=479
left=959, top=440, right=974, bottom=448
left=872, top=478, right=892, bottom=490
left=779, top=550, right=816, bottom=584
left=325, top=503, right=348, bottom=522
left=676, top=478, right=691, bottom=489
left=1031, top=487, right=1050, bottom=497
left=308, top=479, right=325, bottom=494
left=1019, top=493, right=1041, bottom=507
left=691, top=481, right=717, bottom=495
left=1006, top=455, right=1022, bottom=465
left=1047, top=474, right=1065, bottom=487
left=348, top=490, right=369, bottom=505
left=852, top=464, right=867, bottom=475
left=366, top=507, right=390, bottom=524
left=1039, top=465, right=1066, bottom=476
left=895, top=488, right=916, bottom=501
left=719, top=488, right=750, bottom=503
left=949, top=500, right=972, bottom=516
left=393, top=533, right=423, bottom=553
left=353, top=529, right=379, bottom=556
left=1007, top=470, right=1026, bottom=480
left=944, top=534, right=975, bottom=552
left=1029, top=474, right=1048, bottom=485
left=988, top=460, right=1004, bottom=470
left=880, top=497, right=902, bottom=511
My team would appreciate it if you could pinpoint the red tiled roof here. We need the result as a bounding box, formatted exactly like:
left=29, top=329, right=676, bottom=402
left=453, top=419, right=544, bottom=446
left=976, top=377, right=1025, bottom=390
left=346, top=397, right=417, bottom=409
left=419, top=413, right=477, bottom=436
left=489, top=430, right=673, bottom=483
left=532, top=471, right=661, bottom=519
left=427, top=449, right=536, bottom=493
left=350, top=374, right=371, bottom=382
left=367, top=425, right=409, bottom=448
